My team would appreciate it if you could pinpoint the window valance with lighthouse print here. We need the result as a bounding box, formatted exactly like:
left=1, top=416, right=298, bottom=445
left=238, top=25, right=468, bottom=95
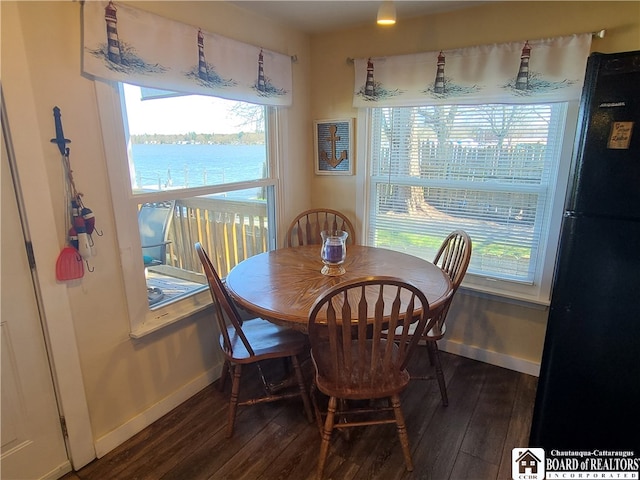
left=82, top=1, right=293, bottom=106
left=353, top=34, right=592, bottom=108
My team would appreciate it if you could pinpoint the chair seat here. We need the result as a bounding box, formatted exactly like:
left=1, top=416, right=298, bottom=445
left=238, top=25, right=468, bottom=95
left=312, top=340, right=411, bottom=400
left=221, top=317, right=309, bottom=363
left=390, top=322, right=446, bottom=340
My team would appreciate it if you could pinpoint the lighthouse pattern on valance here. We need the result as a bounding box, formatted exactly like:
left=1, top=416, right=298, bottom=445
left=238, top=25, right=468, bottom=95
left=82, top=1, right=292, bottom=106
left=353, top=34, right=591, bottom=108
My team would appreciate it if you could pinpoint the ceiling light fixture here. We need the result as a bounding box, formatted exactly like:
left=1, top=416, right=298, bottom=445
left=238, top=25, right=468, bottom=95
left=376, top=1, right=396, bottom=26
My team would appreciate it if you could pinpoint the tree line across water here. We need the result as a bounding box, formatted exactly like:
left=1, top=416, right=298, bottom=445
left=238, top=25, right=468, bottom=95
left=131, top=132, right=265, bottom=145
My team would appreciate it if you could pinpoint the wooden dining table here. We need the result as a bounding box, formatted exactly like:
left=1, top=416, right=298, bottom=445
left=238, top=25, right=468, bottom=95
left=225, top=244, right=452, bottom=332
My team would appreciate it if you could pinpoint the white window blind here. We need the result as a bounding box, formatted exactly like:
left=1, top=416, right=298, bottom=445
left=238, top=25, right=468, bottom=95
left=367, top=103, right=567, bottom=285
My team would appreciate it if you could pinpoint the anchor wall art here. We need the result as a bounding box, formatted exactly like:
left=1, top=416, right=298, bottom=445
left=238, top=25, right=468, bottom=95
left=353, top=33, right=592, bottom=108
left=314, top=119, right=354, bottom=175
left=82, top=1, right=292, bottom=106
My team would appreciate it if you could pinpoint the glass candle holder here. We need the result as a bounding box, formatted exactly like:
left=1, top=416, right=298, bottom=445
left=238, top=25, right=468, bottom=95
left=320, top=230, right=348, bottom=276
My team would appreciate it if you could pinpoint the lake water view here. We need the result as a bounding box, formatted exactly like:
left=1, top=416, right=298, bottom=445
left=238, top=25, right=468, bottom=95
left=131, top=143, right=267, bottom=198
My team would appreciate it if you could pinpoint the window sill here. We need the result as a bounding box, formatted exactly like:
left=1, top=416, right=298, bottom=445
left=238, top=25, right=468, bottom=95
left=457, top=284, right=550, bottom=311
left=129, top=289, right=211, bottom=339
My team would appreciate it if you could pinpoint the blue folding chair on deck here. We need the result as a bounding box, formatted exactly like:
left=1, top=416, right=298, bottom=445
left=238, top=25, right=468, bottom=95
left=138, top=201, right=175, bottom=305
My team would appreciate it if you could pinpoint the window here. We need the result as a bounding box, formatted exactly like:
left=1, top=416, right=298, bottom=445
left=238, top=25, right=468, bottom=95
left=363, top=102, right=578, bottom=304
left=97, top=82, right=278, bottom=337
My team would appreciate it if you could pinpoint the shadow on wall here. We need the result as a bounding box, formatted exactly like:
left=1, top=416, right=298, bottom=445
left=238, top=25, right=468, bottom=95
left=444, top=291, right=547, bottom=367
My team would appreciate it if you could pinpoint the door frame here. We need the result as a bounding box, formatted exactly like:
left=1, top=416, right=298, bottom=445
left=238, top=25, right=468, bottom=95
left=1, top=4, right=95, bottom=468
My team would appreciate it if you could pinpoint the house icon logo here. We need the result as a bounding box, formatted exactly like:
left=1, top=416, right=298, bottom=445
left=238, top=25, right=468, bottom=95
left=512, top=448, right=545, bottom=480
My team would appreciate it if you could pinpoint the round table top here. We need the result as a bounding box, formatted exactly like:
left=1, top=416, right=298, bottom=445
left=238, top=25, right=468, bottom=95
left=225, top=245, right=452, bottom=332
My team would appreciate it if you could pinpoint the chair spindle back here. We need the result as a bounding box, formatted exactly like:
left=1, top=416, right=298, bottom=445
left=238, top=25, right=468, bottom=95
left=286, top=208, right=356, bottom=247
left=308, top=276, right=431, bottom=385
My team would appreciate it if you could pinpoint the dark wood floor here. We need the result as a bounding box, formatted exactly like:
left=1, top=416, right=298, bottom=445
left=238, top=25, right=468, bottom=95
left=61, top=349, right=537, bottom=480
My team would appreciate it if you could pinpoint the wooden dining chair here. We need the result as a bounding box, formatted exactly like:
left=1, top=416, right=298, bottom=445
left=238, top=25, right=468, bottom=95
left=307, top=276, right=432, bottom=479
left=139, top=201, right=175, bottom=305
left=388, top=230, right=472, bottom=406
left=194, top=242, right=314, bottom=437
left=285, top=208, right=356, bottom=247
left=422, top=230, right=471, bottom=406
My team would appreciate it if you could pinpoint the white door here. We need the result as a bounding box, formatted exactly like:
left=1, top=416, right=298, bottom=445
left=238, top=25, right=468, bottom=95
left=1, top=123, right=71, bottom=479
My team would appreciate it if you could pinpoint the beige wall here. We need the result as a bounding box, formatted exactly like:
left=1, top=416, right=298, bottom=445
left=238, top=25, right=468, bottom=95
left=2, top=0, right=639, bottom=461
left=1, top=0, right=310, bottom=455
left=309, top=1, right=640, bottom=370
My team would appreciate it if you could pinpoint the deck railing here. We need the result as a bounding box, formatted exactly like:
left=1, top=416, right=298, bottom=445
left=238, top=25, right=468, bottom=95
left=165, top=197, right=269, bottom=278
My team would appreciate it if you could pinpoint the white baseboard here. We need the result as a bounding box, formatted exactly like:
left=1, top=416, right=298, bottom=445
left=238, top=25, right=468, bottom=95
left=438, top=339, right=540, bottom=377
left=94, top=362, right=222, bottom=458
left=42, top=461, right=72, bottom=480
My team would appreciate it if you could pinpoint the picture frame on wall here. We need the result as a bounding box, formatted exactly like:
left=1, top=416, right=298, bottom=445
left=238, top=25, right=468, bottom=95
left=314, top=118, right=354, bottom=175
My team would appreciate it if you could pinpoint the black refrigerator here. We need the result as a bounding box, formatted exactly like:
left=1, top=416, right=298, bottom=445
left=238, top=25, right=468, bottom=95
left=530, top=50, right=640, bottom=451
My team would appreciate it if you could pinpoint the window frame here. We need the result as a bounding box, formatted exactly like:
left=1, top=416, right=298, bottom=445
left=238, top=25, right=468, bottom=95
left=356, top=101, right=580, bottom=306
left=95, top=81, right=280, bottom=337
